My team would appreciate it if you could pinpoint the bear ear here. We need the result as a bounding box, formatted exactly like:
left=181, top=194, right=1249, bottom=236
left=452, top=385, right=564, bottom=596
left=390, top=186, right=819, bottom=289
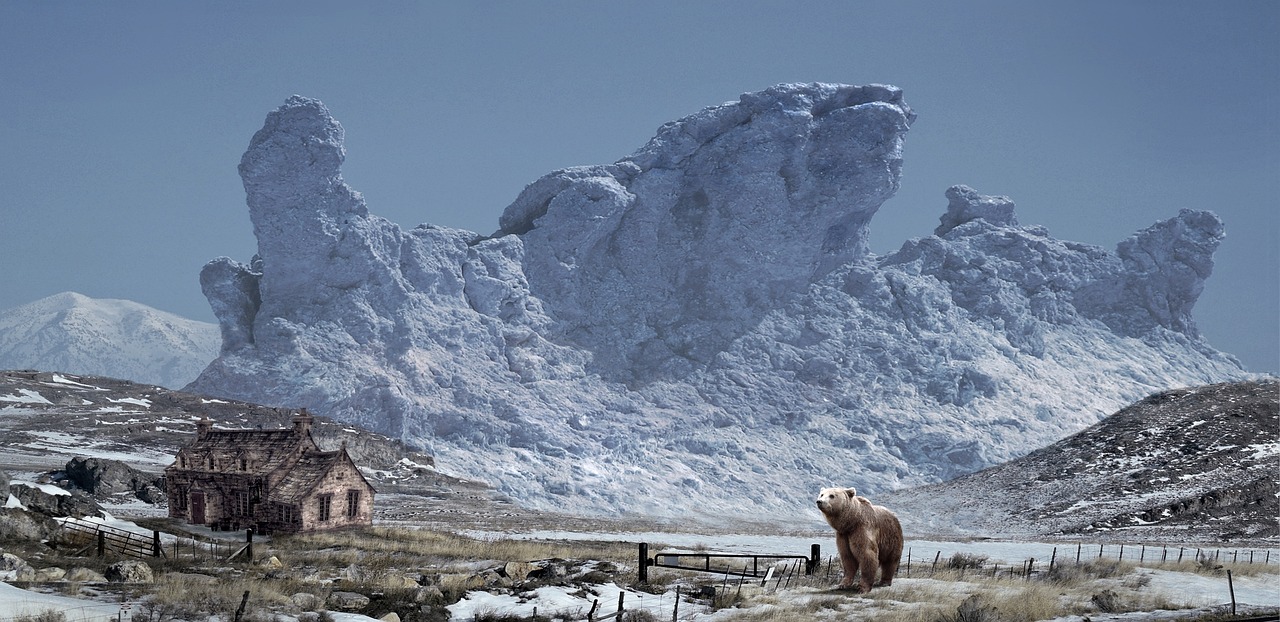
left=845, top=488, right=857, bottom=498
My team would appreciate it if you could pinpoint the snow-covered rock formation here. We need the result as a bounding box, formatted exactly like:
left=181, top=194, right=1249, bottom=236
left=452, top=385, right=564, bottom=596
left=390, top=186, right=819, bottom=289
left=188, top=86, right=1246, bottom=518
left=0, top=292, right=219, bottom=388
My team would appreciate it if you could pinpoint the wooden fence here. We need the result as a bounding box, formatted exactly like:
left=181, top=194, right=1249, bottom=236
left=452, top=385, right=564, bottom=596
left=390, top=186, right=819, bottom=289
left=59, top=518, right=161, bottom=560
left=58, top=518, right=254, bottom=563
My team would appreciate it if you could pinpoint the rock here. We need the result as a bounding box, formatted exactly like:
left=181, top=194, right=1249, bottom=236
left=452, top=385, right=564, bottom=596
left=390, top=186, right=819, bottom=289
left=105, top=560, right=154, bottom=583
left=7, top=484, right=101, bottom=519
left=0, top=552, right=28, bottom=571
left=0, top=507, right=59, bottom=541
left=34, top=567, right=66, bottom=581
left=290, top=592, right=323, bottom=611
left=327, top=590, right=371, bottom=610
left=136, top=484, right=167, bottom=504
left=0, top=470, right=10, bottom=493
left=66, top=567, right=107, bottom=582
left=257, top=555, right=284, bottom=570
left=379, top=614, right=401, bottom=622
left=64, top=456, right=161, bottom=498
left=382, top=574, right=419, bottom=589
left=189, top=86, right=1246, bottom=519
left=502, top=561, right=532, bottom=582
left=935, top=185, right=1018, bottom=236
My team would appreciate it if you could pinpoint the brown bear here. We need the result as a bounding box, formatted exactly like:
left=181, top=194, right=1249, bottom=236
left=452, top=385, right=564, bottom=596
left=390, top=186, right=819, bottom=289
left=815, top=487, right=904, bottom=592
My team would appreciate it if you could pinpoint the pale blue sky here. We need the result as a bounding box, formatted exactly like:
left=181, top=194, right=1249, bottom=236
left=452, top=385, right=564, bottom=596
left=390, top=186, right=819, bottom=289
left=2, top=1, right=1276, bottom=372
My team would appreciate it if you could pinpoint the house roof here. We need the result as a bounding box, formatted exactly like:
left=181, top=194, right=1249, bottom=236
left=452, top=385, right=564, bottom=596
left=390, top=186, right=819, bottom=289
left=270, top=450, right=369, bottom=504
left=177, top=427, right=317, bottom=474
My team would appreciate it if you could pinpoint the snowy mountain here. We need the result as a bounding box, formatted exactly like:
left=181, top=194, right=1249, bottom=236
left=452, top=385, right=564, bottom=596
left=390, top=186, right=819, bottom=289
left=187, top=85, right=1249, bottom=519
left=883, top=379, right=1279, bottom=543
left=0, top=292, right=218, bottom=389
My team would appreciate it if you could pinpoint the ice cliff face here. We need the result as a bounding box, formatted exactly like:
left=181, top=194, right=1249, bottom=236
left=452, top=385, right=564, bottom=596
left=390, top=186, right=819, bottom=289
left=188, top=86, right=1246, bottom=518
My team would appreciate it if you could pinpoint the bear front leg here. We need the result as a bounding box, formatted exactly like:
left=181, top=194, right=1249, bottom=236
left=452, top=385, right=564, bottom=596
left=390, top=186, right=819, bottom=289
left=858, top=545, right=880, bottom=593
left=836, top=533, right=860, bottom=589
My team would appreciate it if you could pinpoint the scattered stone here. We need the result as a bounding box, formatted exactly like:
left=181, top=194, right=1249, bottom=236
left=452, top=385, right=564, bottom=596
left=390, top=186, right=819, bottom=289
left=34, top=567, right=66, bottom=581
left=327, top=590, right=371, bottom=610
left=291, top=592, right=323, bottom=611
left=66, top=567, right=107, bottom=582
left=105, top=560, right=154, bottom=583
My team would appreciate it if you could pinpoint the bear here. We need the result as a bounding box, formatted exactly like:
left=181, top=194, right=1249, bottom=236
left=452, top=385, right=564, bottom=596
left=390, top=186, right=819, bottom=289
left=815, top=487, right=904, bottom=592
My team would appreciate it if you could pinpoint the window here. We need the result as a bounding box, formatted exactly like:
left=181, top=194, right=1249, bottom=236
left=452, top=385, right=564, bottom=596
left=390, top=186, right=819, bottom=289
left=234, top=491, right=250, bottom=516
left=346, top=490, right=361, bottom=519
left=239, top=458, right=247, bottom=471
left=207, top=456, right=215, bottom=470
left=280, top=505, right=295, bottom=524
left=317, top=494, right=333, bottom=522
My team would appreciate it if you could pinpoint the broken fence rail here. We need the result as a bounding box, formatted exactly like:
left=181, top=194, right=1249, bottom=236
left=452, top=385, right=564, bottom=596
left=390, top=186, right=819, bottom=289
left=638, top=542, right=820, bottom=582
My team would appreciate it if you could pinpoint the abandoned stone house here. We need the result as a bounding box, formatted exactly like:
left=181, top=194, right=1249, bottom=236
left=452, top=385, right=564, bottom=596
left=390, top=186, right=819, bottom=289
left=164, top=410, right=375, bottom=534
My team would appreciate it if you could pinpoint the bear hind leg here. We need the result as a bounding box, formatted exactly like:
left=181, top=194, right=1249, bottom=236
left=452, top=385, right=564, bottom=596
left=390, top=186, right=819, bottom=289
left=876, top=558, right=899, bottom=587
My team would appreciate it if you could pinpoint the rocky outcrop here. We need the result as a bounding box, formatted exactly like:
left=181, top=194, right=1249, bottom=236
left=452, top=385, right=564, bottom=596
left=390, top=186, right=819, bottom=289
left=8, top=483, right=102, bottom=518
left=62, top=456, right=165, bottom=502
left=188, top=85, right=1246, bottom=518
left=502, top=84, right=914, bottom=382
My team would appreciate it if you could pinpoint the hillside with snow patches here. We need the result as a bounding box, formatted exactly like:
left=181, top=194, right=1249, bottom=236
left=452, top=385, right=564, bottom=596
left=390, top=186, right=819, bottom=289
left=94, top=84, right=1249, bottom=518
left=0, top=292, right=218, bottom=389
left=884, top=379, right=1279, bottom=543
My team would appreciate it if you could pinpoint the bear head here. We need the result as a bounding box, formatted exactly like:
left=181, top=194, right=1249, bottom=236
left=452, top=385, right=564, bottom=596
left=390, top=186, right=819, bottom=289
left=816, top=487, right=858, bottom=516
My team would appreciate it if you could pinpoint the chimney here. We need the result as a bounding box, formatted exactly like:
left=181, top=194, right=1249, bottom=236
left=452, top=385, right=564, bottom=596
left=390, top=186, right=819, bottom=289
left=292, top=408, right=313, bottom=435
left=196, top=418, right=212, bottom=439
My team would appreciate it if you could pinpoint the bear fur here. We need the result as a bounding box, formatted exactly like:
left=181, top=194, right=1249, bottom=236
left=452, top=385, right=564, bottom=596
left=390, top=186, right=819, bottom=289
left=816, top=487, right=904, bottom=592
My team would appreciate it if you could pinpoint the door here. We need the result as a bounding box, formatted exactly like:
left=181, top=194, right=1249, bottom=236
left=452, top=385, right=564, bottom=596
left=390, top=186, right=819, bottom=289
left=190, top=491, right=206, bottom=524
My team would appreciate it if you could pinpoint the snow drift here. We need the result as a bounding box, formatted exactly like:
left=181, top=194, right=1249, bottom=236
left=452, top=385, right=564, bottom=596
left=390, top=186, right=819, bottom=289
left=187, top=84, right=1246, bottom=518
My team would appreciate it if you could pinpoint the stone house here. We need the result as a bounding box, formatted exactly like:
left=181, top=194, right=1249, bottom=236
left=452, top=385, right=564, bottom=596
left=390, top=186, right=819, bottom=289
left=164, top=410, right=375, bottom=534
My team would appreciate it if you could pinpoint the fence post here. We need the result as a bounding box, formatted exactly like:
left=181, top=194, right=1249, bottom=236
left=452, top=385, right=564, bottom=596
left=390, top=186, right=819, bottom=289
left=1076, top=542, right=1081, bottom=564
left=152, top=531, right=161, bottom=558
left=246, top=529, right=254, bottom=562
left=905, top=548, right=911, bottom=577
left=98, top=531, right=105, bottom=557
left=1228, top=569, right=1237, bottom=616
left=588, top=599, right=599, bottom=622
left=808, top=544, right=820, bottom=574
left=672, top=586, right=680, bottom=622
left=932, top=551, right=941, bottom=573
left=233, top=590, right=249, bottom=622
left=616, top=592, right=625, bottom=621
left=639, top=543, right=648, bottom=583
left=1049, top=547, right=1057, bottom=574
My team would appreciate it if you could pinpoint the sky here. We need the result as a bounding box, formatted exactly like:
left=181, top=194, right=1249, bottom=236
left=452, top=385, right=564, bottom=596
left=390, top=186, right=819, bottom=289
left=1, top=1, right=1276, bottom=373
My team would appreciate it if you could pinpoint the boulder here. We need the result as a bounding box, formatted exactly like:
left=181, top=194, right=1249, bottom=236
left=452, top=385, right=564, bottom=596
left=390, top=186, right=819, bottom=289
left=66, top=567, right=107, bottom=582
left=290, top=592, right=323, bottom=611
left=105, top=560, right=154, bottom=583
left=63, top=456, right=163, bottom=501
left=8, top=483, right=102, bottom=518
left=327, top=590, right=371, bottom=611
left=34, top=566, right=66, bottom=581
left=0, top=507, right=60, bottom=541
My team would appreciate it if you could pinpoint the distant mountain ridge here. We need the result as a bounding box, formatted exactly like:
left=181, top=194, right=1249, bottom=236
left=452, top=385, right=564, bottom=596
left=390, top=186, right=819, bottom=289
left=0, top=292, right=218, bottom=389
